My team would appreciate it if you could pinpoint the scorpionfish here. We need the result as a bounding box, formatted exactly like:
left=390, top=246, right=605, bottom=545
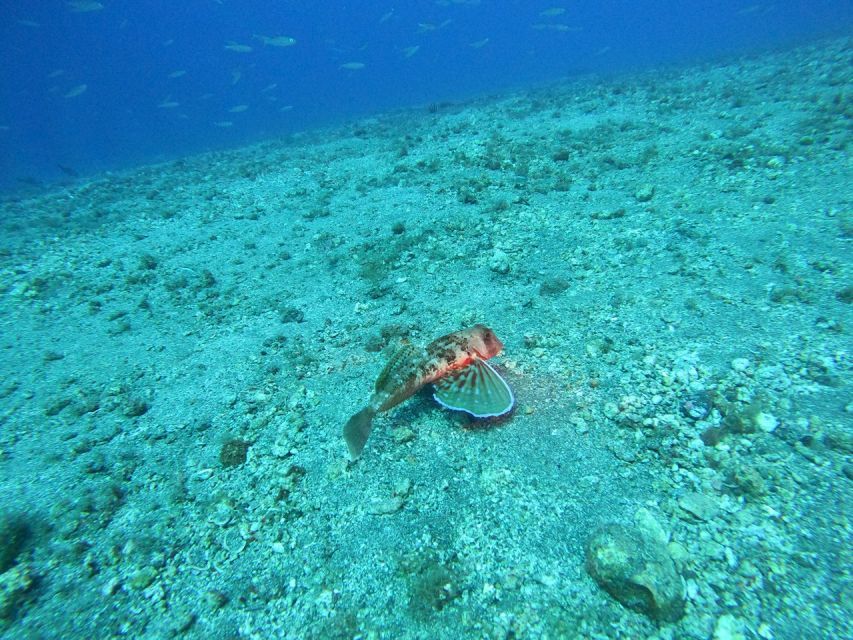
left=343, top=324, right=514, bottom=459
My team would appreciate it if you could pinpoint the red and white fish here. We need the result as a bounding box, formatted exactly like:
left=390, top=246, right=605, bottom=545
left=343, top=324, right=514, bottom=459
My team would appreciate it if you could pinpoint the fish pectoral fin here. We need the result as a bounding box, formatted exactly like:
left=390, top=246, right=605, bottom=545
left=433, top=360, right=514, bottom=418
left=343, top=407, right=377, bottom=460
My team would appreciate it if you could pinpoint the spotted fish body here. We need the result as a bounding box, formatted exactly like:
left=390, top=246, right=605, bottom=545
left=343, top=324, right=514, bottom=459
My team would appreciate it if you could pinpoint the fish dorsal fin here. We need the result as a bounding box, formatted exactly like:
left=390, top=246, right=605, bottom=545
left=433, top=359, right=514, bottom=417
left=374, top=344, right=423, bottom=393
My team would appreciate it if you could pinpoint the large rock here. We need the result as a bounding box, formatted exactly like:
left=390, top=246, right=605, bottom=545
left=585, top=524, right=685, bottom=622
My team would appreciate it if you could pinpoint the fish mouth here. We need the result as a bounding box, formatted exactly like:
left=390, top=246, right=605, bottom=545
left=475, top=345, right=502, bottom=359
left=486, top=336, right=504, bottom=358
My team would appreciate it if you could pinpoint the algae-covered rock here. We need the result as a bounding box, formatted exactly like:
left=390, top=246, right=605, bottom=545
left=0, top=563, right=34, bottom=620
left=585, top=524, right=685, bottom=622
left=0, top=514, right=30, bottom=573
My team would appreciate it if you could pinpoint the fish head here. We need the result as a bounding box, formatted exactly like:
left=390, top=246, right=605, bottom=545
left=468, top=324, right=504, bottom=359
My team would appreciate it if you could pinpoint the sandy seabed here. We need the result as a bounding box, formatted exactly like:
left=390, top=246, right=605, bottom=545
left=0, top=37, right=850, bottom=640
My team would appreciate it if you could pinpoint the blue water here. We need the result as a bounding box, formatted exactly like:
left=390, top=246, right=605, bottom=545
left=1, top=0, right=850, bottom=191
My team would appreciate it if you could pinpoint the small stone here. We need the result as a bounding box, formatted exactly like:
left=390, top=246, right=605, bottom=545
left=169, top=609, right=196, bottom=635
left=204, top=589, right=229, bottom=609
left=368, top=496, right=404, bottom=515
left=194, top=468, right=214, bottom=481
left=824, top=428, right=853, bottom=454
left=539, top=276, right=571, bottom=296
left=489, top=249, right=511, bottom=274
left=727, top=464, right=767, bottom=497
left=713, top=613, right=747, bottom=640
left=222, top=528, right=246, bottom=556
left=678, top=492, right=719, bottom=521
left=591, top=207, right=626, bottom=220
left=731, top=358, right=751, bottom=373
left=754, top=412, right=778, bottom=433
left=570, top=415, right=589, bottom=434
left=681, top=390, right=713, bottom=421
left=394, top=478, right=413, bottom=498
left=128, top=566, right=158, bottom=590
left=393, top=428, right=416, bottom=444
left=208, top=502, right=235, bottom=527
left=280, top=306, right=304, bottom=323
left=0, top=563, right=34, bottom=619
left=634, top=508, right=670, bottom=545
left=220, top=438, right=250, bottom=468
left=101, top=577, right=121, bottom=596
left=635, top=184, right=655, bottom=202
left=701, top=426, right=725, bottom=447
left=123, top=399, right=149, bottom=418
left=585, top=524, right=685, bottom=622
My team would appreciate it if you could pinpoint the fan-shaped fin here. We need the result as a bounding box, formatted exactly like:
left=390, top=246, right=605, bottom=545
left=433, top=360, right=514, bottom=417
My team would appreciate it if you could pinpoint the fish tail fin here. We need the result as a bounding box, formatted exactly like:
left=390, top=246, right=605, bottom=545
left=343, top=406, right=377, bottom=460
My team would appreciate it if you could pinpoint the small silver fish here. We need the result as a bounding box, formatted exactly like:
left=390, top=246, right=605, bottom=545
left=343, top=324, right=514, bottom=459
left=224, top=41, right=253, bottom=53
left=254, top=34, right=297, bottom=47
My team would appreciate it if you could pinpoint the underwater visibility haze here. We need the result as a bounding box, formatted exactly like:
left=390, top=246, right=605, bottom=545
left=1, top=1, right=851, bottom=186
left=0, top=1, right=852, bottom=639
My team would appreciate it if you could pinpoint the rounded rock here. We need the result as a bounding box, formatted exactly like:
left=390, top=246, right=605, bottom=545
left=585, top=524, right=685, bottom=622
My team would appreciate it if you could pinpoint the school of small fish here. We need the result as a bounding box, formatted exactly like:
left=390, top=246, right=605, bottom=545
left=343, top=325, right=514, bottom=459
left=28, top=4, right=584, bottom=127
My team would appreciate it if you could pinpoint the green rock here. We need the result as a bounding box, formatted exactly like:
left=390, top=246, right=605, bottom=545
left=635, top=184, right=655, bottom=202
left=128, top=566, right=158, bottom=590
left=0, top=514, right=29, bottom=573
left=585, top=524, right=685, bottom=622
left=0, top=563, right=34, bottom=619
left=220, top=438, right=250, bottom=468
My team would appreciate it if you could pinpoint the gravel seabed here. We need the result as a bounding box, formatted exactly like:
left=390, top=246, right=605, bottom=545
left=0, top=37, right=850, bottom=640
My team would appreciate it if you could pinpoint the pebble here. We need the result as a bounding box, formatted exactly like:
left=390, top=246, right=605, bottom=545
left=194, top=468, right=214, bottom=481
left=368, top=496, right=404, bottom=515
left=754, top=412, right=778, bottom=433
left=222, top=528, right=246, bottom=555
left=678, top=492, right=719, bottom=521
left=713, top=613, right=747, bottom=640
left=204, top=589, right=228, bottom=609
left=393, top=427, right=415, bottom=444
left=101, top=576, right=121, bottom=596
left=0, top=564, right=34, bottom=619
left=128, top=566, right=158, bottom=590
left=489, top=249, right=511, bottom=274
left=208, top=503, right=235, bottom=527
left=394, top=478, right=413, bottom=498
left=169, top=610, right=196, bottom=635
left=731, top=358, right=751, bottom=373
left=635, top=184, right=655, bottom=202
left=681, top=389, right=714, bottom=420
left=634, top=507, right=670, bottom=545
